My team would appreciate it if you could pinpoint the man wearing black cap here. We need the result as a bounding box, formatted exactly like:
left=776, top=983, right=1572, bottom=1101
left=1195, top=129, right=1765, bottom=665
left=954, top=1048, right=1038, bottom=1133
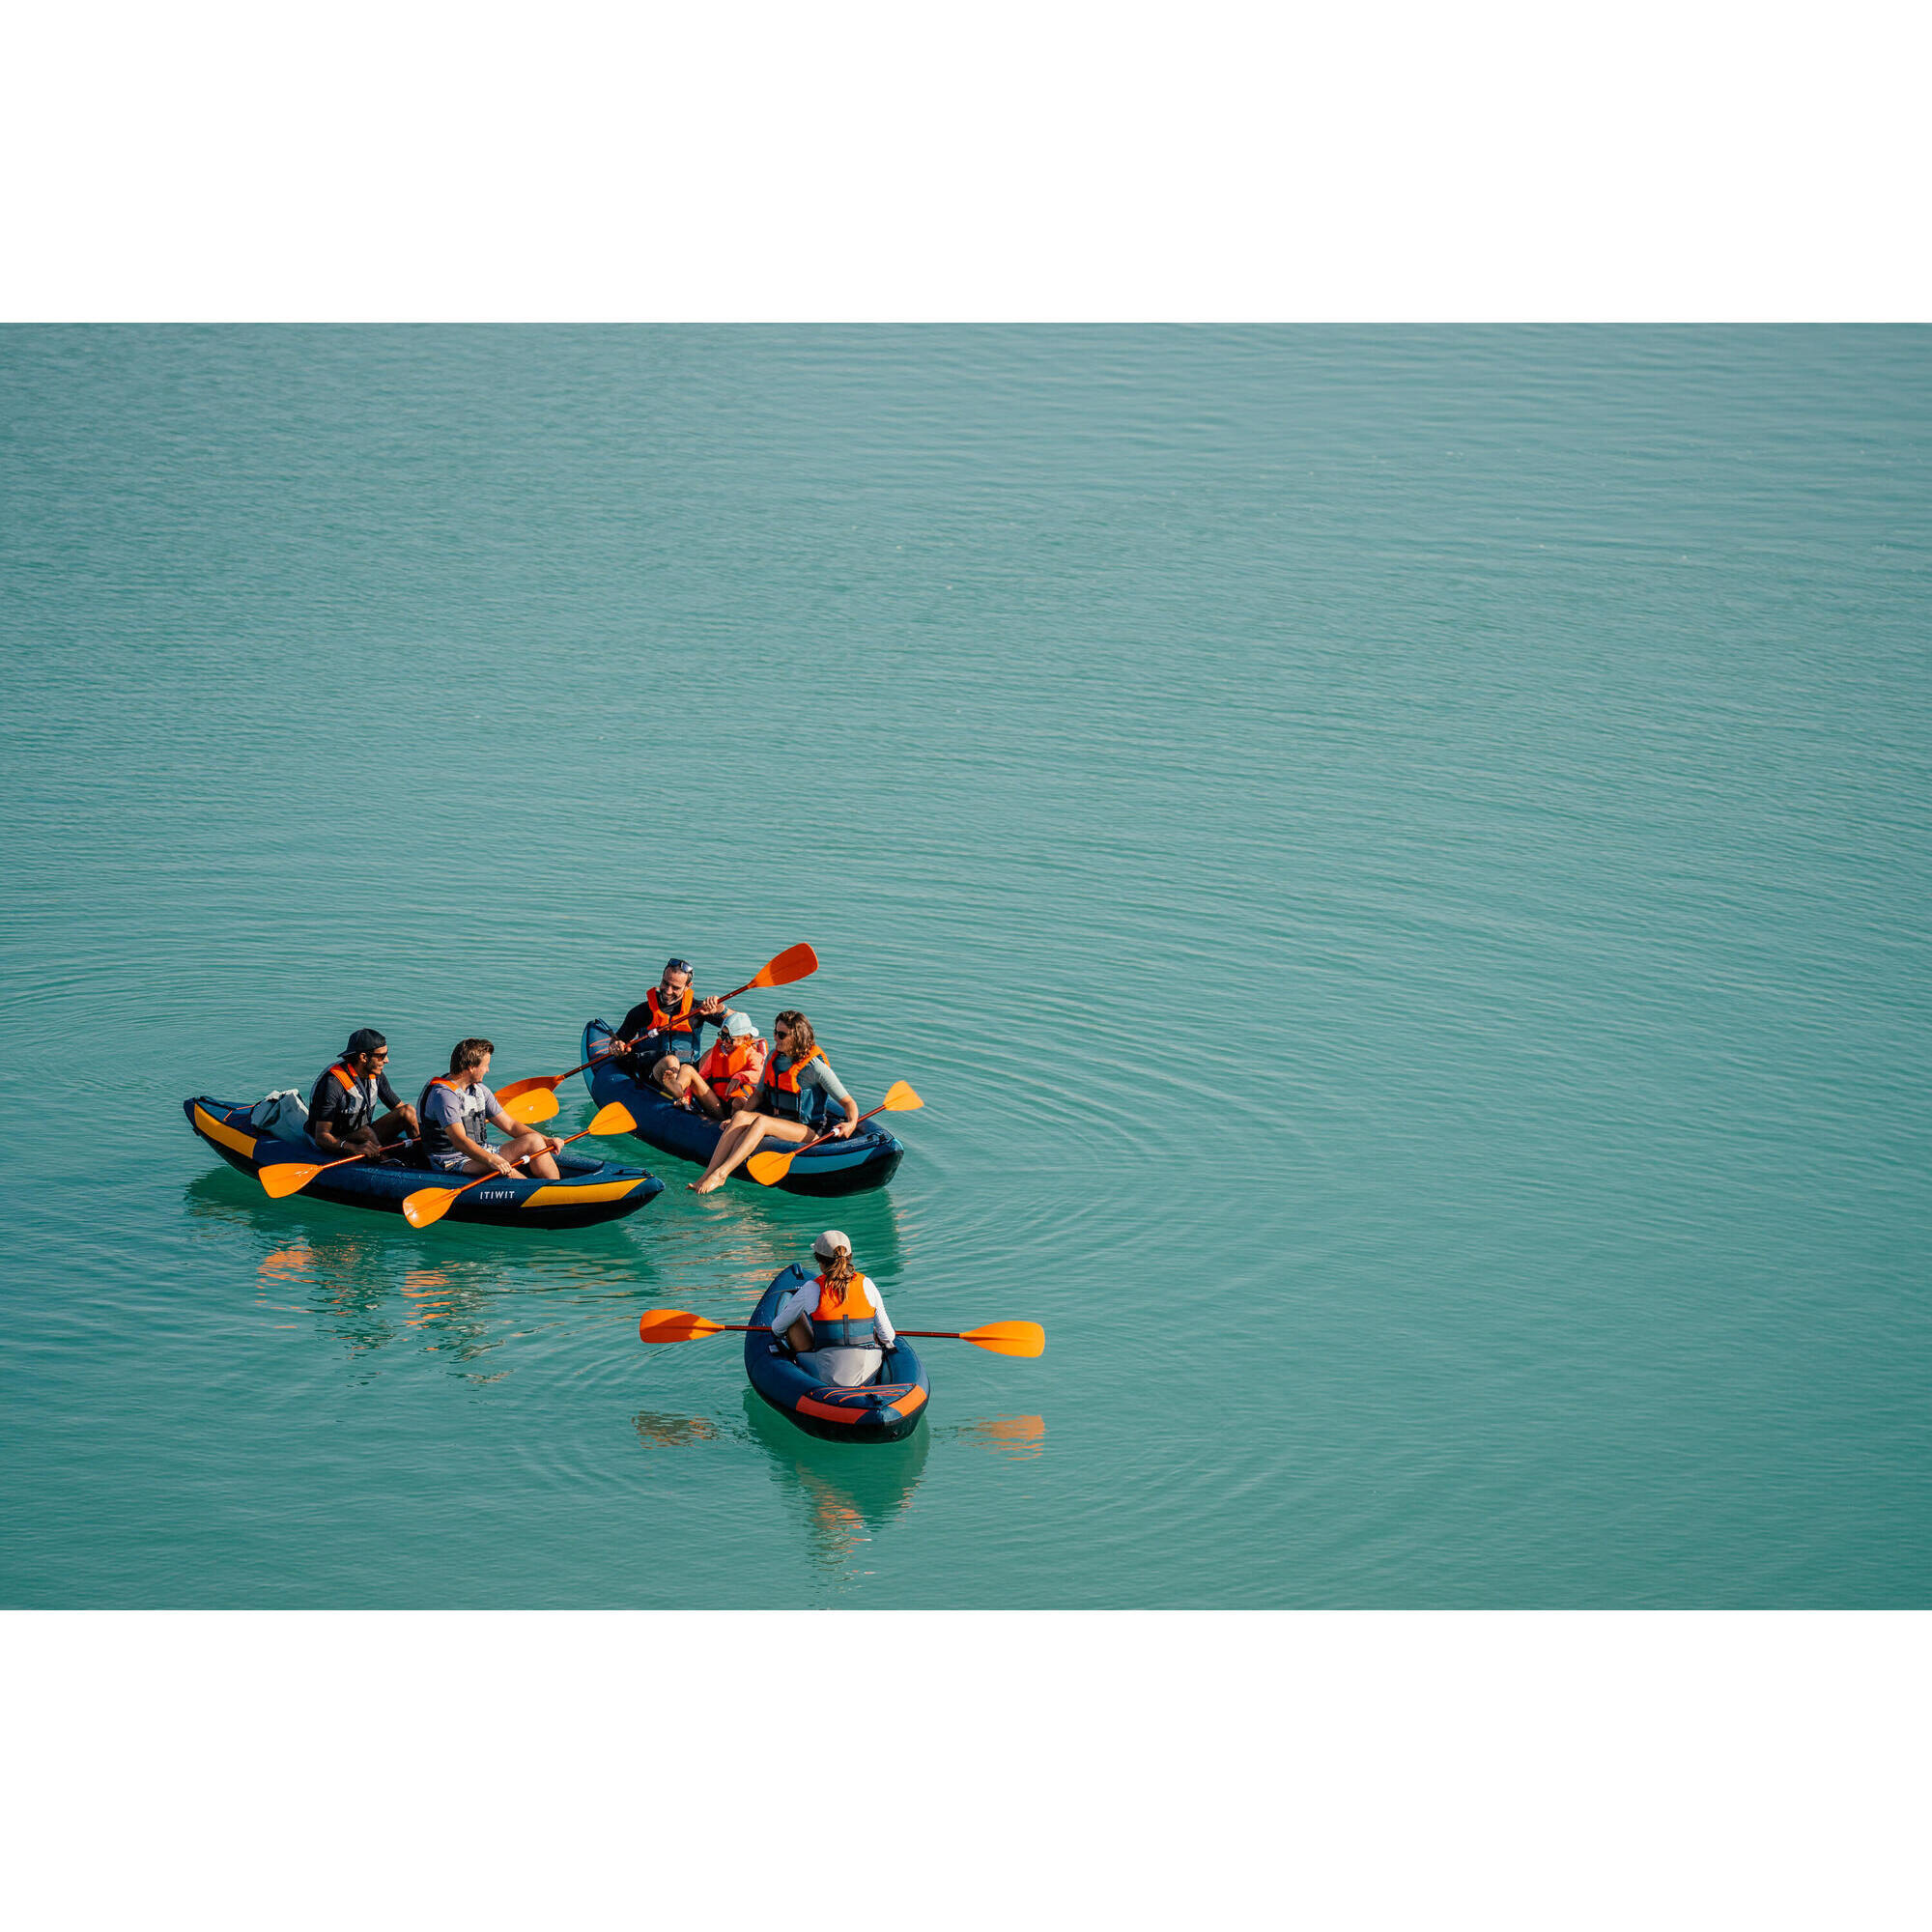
left=305, top=1029, right=420, bottom=1162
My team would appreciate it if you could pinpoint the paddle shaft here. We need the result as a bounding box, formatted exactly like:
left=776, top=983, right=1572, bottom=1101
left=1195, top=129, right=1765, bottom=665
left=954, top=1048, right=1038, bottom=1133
left=660, top=1323, right=987, bottom=1342
left=777, top=1097, right=893, bottom=1160
left=307, top=1133, right=415, bottom=1174
left=432, top=1120, right=600, bottom=1203
left=570, top=976, right=770, bottom=1080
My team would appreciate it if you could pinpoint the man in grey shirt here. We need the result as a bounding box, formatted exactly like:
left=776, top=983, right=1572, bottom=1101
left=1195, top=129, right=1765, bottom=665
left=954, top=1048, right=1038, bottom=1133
left=416, top=1037, right=563, bottom=1179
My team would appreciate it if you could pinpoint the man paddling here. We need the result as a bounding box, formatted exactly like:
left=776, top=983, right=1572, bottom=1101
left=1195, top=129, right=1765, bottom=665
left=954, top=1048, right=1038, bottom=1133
left=610, top=956, right=725, bottom=1094
left=306, top=1029, right=419, bottom=1162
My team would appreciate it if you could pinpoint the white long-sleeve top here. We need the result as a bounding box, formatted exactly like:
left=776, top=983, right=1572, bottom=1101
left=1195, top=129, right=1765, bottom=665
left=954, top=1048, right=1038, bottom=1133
left=771, top=1272, right=895, bottom=1347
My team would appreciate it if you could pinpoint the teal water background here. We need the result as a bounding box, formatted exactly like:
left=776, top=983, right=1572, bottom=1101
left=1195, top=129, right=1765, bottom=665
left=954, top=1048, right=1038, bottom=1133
left=2, top=327, right=1927, bottom=1605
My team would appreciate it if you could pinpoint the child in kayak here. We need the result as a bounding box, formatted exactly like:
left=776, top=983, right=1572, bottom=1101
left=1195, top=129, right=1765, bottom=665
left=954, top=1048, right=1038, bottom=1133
left=661, top=1009, right=768, bottom=1122
left=689, top=1009, right=860, bottom=1194
left=770, top=1231, right=897, bottom=1387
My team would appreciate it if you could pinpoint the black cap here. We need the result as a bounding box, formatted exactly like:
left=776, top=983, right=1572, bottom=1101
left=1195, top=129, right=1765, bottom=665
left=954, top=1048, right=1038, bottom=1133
left=343, top=1028, right=387, bottom=1057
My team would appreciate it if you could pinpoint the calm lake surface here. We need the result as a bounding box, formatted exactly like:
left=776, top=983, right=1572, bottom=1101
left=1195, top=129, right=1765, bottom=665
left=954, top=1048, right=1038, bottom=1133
left=2, top=327, right=1927, bottom=1605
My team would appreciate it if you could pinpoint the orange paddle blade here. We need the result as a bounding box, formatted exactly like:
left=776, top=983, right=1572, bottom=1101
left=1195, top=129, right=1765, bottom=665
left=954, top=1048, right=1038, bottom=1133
left=749, top=942, right=819, bottom=989
left=501, top=1087, right=559, bottom=1125
left=881, top=1081, right=923, bottom=1111
left=401, top=1185, right=459, bottom=1230
left=639, top=1309, right=729, bottom=1344
left=258, top=1162, right=321, bottom=1200
left=745, top=1149, right=796, bottom=1186
left=496, top=1074, right=562, bottom=1107
left=586, top=1101, right=636, bottom=1136
left=962, top=1321, right=1045, bottom=1358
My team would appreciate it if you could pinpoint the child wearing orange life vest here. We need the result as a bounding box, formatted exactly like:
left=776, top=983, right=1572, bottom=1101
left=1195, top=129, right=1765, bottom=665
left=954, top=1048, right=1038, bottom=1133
left=661, top=1010, right=767, bottom=1121
left=769, top=1232, right=897, bottom=1387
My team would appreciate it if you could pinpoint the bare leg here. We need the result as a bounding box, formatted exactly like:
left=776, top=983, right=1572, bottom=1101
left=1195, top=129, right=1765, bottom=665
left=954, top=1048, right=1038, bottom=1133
left=692, top=1110, right=810, bottom=1193
left=499, top=1127, right=561, bottom=1180
left=662, top=1062, right=725, bottom=1119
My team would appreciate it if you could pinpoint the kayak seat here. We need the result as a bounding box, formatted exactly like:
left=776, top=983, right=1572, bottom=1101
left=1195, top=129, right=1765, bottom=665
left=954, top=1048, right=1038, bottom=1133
left=797, top=1346, right=885, bottom=1388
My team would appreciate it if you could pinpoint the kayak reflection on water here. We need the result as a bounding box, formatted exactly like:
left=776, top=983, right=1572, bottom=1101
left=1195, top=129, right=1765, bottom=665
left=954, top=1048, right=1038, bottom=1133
left=742, top=1389, right=929, bottom=1573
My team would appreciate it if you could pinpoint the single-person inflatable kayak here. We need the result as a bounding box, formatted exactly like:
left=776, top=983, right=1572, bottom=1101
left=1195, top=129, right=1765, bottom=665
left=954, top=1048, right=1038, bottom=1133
left=184, top=1096, right=664, bottom=1230
left=745, top=1264, right=930, bottom=1443
left=582, top=1019, right=905, bottom=1197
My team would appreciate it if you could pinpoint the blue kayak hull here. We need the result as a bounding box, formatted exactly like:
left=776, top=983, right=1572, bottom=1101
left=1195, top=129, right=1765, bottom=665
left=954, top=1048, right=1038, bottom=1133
left=184, top=1096, right=664, bottom=1230
left=582, top=1019, right=905, bottom=1197
left=744, top=1264, right=929, bottom=1443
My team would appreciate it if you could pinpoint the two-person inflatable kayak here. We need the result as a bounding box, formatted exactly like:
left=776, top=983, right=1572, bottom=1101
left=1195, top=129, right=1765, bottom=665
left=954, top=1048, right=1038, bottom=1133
left=745, top=1264, right=930, bottom=1442
left=184, top=1096, right=664, bottom=1230
left=582, top=1019, right=905, bottom=1196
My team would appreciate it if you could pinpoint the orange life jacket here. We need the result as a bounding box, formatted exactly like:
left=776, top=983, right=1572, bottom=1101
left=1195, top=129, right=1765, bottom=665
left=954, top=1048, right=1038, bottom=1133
left=809, top=1270, right=876, bottom=1350
left=309, top=1061, right=375, bottom=1133
left=697, top=1036, right=765, bottom=1107
left=644, top=985, right=696, bottom=1037
left=760, top=1044, right=825, bottom=1122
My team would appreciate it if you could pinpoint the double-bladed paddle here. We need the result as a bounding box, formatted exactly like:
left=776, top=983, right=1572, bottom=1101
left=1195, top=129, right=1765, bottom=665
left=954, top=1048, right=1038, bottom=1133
left=496, top=942, right=820, bottom=1108
left=744, top=1081, right=923, bottom=1186
left=400, top=1101, right=637, bottom=1229
left=256, top=1087, right=560, bottom=1201
left=637, top=1309, right=1044, bottom=1357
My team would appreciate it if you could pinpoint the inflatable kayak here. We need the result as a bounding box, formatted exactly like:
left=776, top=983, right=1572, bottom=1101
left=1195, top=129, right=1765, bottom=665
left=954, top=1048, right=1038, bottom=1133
left=745, top=1263, right=929, bottom=1443
left=184, top=1096, right=664, bottom=1230
left=582, top=1019, right=905, bottom=1197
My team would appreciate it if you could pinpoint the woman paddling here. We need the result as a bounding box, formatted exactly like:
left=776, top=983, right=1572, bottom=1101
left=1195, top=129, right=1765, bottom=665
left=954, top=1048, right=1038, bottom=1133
left=769, top=1231, right=897, bottom=1387
left=689, top=1009, right=859, bottom=1194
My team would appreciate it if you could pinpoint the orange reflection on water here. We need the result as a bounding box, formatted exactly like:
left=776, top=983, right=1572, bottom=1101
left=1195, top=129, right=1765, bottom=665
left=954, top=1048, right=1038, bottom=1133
left=797, top=1467, right=869, bottom=1566
left=964, top=1415, right=1046, bottom=1461
left=402, top=1267, right=454, bottom=1327
left=633, top=1411, right=720, bottom=1450
left=258, top=1244, right=314, bottom=1286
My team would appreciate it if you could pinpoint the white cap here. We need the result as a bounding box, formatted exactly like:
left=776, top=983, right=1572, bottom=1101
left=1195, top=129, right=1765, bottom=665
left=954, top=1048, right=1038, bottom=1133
left=812, top=1229, right=852, bottom=1259
left=724, top=1010, right=758, bottom=1038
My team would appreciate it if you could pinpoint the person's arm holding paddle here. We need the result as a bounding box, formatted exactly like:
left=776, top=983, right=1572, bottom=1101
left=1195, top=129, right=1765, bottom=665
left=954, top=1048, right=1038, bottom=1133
left=444, top=1097, right=562, bottom=1181
left=307, top=1031, right=417, bottom=1159
left=806, top=1060, right=859, bottom=1139
left=421, top=1040, right=563, bottom=1181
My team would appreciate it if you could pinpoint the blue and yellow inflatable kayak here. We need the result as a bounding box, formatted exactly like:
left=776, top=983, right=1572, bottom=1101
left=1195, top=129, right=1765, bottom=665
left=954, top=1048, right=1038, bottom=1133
left=184, top=1096, right=664, bottom=1230
left=582, top=1019, right=905, bottom=1197
left=745, top=1264, right=929, bottom=1442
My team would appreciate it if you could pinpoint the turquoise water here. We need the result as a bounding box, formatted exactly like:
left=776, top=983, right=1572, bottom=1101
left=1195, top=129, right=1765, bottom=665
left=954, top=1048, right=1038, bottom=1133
left=2, top=327, right=1928, bottom=1605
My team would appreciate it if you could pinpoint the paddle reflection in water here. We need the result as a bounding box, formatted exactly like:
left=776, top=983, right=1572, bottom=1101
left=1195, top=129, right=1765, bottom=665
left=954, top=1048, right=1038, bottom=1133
left=742, top=1389, right=928, bottom=1579
left=942, top=1415, right=1048, bottom=1462
left=632, top=1410, right=721, bottom=1450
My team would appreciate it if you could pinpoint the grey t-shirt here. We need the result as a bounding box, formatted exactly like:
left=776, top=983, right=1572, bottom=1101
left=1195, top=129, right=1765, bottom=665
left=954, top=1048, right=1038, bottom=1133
left=422, top=1080, right=500, bottom=1172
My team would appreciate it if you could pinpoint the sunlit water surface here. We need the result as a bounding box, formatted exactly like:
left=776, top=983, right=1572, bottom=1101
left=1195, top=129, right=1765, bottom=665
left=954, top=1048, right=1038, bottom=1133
left=2, top=327, right=1927, bottom=1605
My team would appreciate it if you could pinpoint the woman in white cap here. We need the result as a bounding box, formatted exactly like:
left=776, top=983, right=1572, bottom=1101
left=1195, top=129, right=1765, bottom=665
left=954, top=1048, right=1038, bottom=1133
left=663, top=1009, right=767, bottom=1123
left=690, top=1008, right=858, bottom=1194
left=769, top=1232, right=897, bottom=1387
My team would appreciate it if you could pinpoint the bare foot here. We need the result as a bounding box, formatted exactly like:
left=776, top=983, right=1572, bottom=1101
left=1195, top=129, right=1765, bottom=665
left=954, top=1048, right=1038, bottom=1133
left=694, top=1175, right=726, bottom=1195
